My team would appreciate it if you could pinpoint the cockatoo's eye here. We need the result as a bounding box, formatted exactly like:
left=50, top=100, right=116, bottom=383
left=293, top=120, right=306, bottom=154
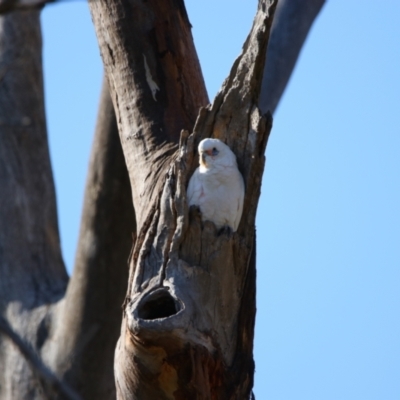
left=211, top=147, right=219, bottom=156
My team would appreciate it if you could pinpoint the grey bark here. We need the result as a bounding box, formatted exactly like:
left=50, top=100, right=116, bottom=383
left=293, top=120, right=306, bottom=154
left=0, top=316, right=80, bottom=400
left=260, top=0, right=326, bottom=114
left=44, top=78, right=136, bottom=399
left=0, top=10, right=134, bottom=400
left=90, top=0, right=276, bottom=397
left=89, top=0, right=209, bottom=230
left=0, top=0, right=51, bottom=14
left=0, top=0, right=325, bottom=398
left=0, top=9, right=68, bottom=399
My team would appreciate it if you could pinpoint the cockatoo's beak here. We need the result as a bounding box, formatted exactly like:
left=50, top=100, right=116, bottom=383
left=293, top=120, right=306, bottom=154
left=200, top=149, right=218, bottom=167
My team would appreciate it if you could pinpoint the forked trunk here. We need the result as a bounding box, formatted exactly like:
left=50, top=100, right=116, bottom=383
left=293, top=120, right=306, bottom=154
left=89, top=0, right=276, bottom=398
left=0, top=0, right=326, bottom=397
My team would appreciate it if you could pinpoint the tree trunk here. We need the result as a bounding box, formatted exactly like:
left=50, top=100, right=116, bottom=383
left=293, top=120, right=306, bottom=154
left=0, top=12, right=135, bottom=400
left=0, top=0, right=325, bottom=398
left=89, top=0, right=276, bottom=398
left=43, top=78, right=136, bottom=399
left=0, top=9, right=68, bottom=398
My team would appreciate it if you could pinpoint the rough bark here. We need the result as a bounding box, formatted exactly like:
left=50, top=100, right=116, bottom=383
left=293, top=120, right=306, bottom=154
left=43, top=79, right=136, bottom=399
left=0, top=11, right=134, bottom=399
left=0, top=0, right=51, bottom=14
left=260, top=0, right=326, bottom=114
left=89, top=0, right=209, bottom=230
left=0, top=0, right=326, bottom=398
left=0, top=316, right=80, bottom=400
left=90, top=0, right=276, bottom=397
left=0, top=9, right=68, bottom=399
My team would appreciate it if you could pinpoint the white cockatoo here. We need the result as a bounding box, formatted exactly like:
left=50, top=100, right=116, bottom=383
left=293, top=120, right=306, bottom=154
left=187, top=138, right=245, bottom=232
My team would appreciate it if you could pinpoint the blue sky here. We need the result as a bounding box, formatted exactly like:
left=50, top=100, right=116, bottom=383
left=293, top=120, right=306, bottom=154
left=42, top=1, right=400, bottom=398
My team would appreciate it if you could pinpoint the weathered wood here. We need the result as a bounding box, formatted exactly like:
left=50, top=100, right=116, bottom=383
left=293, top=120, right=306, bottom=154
left=0, top=316, right=80, bottom=400
left=0, top=0, right=325, bottom=398
left=260, top=0, right=326, bottom=114
left=0, top=0, right=54, bottom=14
left=89, top=0, right=209, bottom=228
left=44, top=79, right=136, bottom=399
left=0, top=10, right=68, bottom=399
left=90, top=0, right=276, bottom=398
left=0, top=13, right=135, bottom=399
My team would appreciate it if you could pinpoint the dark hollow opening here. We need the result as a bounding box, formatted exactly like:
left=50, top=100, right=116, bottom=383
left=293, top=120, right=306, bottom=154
left=137, top=290, right=179, bottom=320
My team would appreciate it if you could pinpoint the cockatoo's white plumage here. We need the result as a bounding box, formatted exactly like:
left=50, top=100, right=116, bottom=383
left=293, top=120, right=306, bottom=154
left=187, top=138, right=244, bottom=231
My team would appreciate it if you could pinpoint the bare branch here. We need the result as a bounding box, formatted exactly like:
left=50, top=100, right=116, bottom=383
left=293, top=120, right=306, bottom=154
left=89, top=0, right=209, bottom=227
left=0, top=9, right=67, bottom=309
left=0, top=0, right=79, bottom=14
left=0, top=316, right=81, bottom=400
left=0, top=0, right=51, bottom=14
left=0, top=8, right=70, bottom=398
left=112, top=0, right=276, bottom=398
left=46, top=78, right=135, bottom=399
left=260, top=0, right=326, bottom=114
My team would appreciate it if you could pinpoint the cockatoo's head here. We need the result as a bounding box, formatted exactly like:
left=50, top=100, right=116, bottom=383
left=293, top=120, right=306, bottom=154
left=198, top=138, right=237, bottom=170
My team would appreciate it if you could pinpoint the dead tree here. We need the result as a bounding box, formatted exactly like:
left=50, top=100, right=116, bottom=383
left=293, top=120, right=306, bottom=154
left=87, top=0, right=284, bottom=397
left=0, top=0, right=324, bottom=399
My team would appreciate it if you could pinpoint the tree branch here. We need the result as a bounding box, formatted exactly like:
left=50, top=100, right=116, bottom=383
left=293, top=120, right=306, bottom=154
left=111, top=0, right=276, bottom=398
left=0, top=0, right=50, bottom=14
left=46, top=78, right=136, bottom=399
left=259, top=0, right=325, bottom=114
left=89, top=0, right=209, bottom=227
left=0, top=10, right=70, bottom=398
left=0, top=10, right=68, bottom=397
left=0, top=10, right=67, bottom=309
left=0, top=316, right=81, bottom=400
